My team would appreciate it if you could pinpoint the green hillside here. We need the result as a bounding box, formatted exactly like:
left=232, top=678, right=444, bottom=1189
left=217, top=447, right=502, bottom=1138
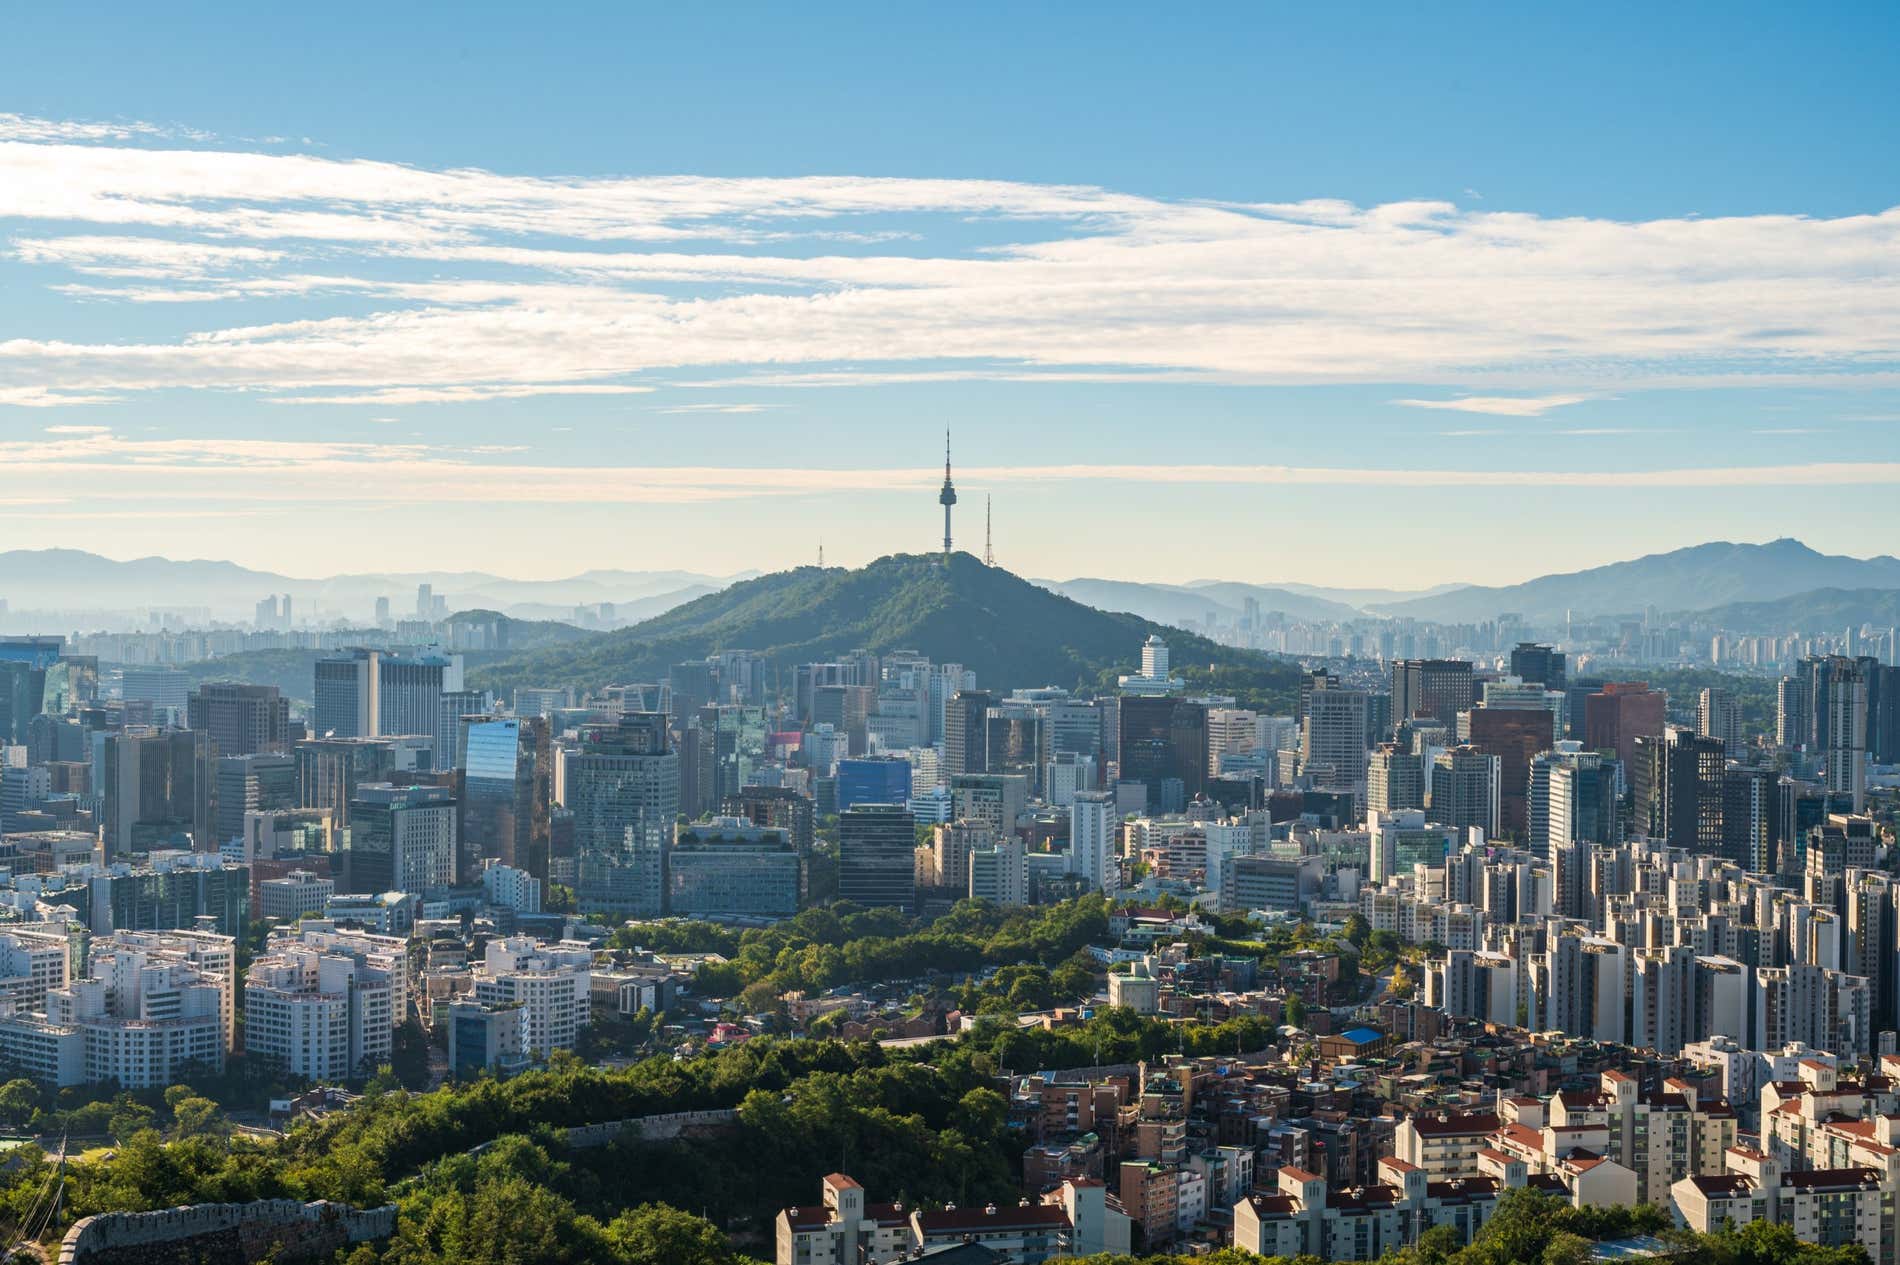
left=471, top=551, right=1300, bottom=696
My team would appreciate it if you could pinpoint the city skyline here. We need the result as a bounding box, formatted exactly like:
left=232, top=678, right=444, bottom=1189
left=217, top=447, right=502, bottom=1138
left=2, top=5, right=1897, bottom=582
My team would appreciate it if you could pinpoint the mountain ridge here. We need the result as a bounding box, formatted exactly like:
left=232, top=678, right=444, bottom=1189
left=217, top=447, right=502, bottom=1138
left=470, top=551, right=1298, bottom=695
left=1373, top=538, right=1900, bottom=623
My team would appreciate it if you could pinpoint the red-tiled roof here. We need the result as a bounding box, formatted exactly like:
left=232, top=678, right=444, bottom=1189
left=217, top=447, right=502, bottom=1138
left=1278, top=1166, right=1322, bottom=1182
left=1327, top=1184, right=1403, bottom=1212
left=1426, top=1177, right=1501, bottom=1202
left=1688, top=1174, right=1752, bottom=1196
left=1498, top=1123, right=1543, bottom=1150
left=1245, top=1193, right=1299, bottom=1216
left=782, top=1202, right=911, bottom=1232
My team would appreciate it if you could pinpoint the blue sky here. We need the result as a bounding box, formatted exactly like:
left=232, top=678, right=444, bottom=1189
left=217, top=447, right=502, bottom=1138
left=1, top=3, right=1896, bottom=587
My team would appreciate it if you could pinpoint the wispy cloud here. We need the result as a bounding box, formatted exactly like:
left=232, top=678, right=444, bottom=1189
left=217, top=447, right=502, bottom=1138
left=652, top=402, right=784, bottom=414
left=0, top=120, right=1899, bottom=412
left=0, top=386, right=121, bottom=408
left=43, top=424, right=112, bottom=434
left=1392, top=394, right=1596, bottom=417
left=265, top=384, right=654, bottom=405
left=0, top=114, right=212, bottom=144
left=5, top=433, right=1900, bottom=509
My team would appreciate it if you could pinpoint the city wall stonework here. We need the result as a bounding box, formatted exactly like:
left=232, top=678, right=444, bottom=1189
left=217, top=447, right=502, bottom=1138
left=58, top=1198, right=396, bottom=1265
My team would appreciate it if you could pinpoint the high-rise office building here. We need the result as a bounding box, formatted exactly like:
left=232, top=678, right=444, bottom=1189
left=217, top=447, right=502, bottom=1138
left=1463, top=705, right=1554, bottom=838
left=1300, top=683, right=1367, bottom=797
left=436, top=689, right=486, bottom=770
left=461, top=716, right=552, bottom=882
left=0, top=638, right=62, bottom=744
left=1508, top=642, right=1567, bottom=692
left=1429, top=745, right=1499, bottom=838
left=1392, top=659, right=1474, bottom=734
left=1366, top=742, right=1425, bottom=817
left=838, top=802, right=916, bottom=909
left=1583, top=681, right=1667, bottom=771
left=121, top=668, right=190, bottom=719
left=1531, top=743, right=1618, bottom=857
left=314, top=649, right=380, bottom=739
left=943, top=689, right=994, bottom=777
left=668, top=819, right=800, bottom=918
left=566, top=713, right=678, bottom=918
left=837, top=756, right=913, bottom=812
left=1119, top=695, right=1209, bottom=811
left=214, top=752, right=297, bottom=847
left=187, top=682, right=290, bottom=757
left=102, top=728, right=211, bottom=859
left=1633, top=726, right=1725, bottom=853
left=346, top=783, right=457, bottom=896
left=380, top=652, right=459, bottom=753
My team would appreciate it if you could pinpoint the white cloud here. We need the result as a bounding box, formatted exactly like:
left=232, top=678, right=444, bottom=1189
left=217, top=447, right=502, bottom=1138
left=0, top=123, right=1898, bottom=409
left=0, top=386, right=120, bottom=407
left=1392, top=394, right=1596, bottom=417
left=43, top=424, right=112, bottom=434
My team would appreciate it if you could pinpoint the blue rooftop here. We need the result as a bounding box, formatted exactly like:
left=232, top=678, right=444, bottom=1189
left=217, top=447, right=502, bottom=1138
left=1340, top=1026, right=1383, bottom=1044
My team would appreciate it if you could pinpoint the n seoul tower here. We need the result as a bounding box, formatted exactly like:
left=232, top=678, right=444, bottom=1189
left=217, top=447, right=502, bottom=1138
left=938, top=429, right=957, bottom=562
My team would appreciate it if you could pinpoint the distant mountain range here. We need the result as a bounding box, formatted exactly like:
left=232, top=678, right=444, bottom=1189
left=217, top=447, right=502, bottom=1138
left=1035, top=578, right=1364, bottom=626
left=472, top=552, right=1295, bottom=694
left=7, top=539, right=1900, bottom=636
left=1371, top=539, right=1900, bottom=625
left=0, top=548, right=750, bottom=623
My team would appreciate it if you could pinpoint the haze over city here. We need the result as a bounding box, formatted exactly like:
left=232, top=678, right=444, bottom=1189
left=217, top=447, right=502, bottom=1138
left=3, top=6, right=1899, bottom=582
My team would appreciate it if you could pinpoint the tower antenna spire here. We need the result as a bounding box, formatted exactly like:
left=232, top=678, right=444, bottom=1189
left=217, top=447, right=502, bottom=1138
left=984, top=496, right=993, bottom=567
left=937, top=429, right=957, bottom=563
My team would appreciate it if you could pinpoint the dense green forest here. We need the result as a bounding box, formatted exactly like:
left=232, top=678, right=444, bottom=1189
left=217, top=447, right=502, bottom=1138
left=472, top=552, right=1299, bottom=695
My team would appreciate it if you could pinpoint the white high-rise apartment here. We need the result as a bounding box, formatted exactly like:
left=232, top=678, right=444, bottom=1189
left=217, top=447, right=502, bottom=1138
left=0, top=929, right=235, bottom=1088
left=245, top=922, right=405, bottom=1080
left=472, top=938, right=591, bottom=1059
left=1070, top=791, right=1117, bottom=892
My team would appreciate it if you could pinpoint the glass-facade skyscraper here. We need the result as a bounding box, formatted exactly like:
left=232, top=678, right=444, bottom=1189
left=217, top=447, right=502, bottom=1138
left=566, top=713, right=677, bottom=917
left=461, top=716, right=551, bottom=883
